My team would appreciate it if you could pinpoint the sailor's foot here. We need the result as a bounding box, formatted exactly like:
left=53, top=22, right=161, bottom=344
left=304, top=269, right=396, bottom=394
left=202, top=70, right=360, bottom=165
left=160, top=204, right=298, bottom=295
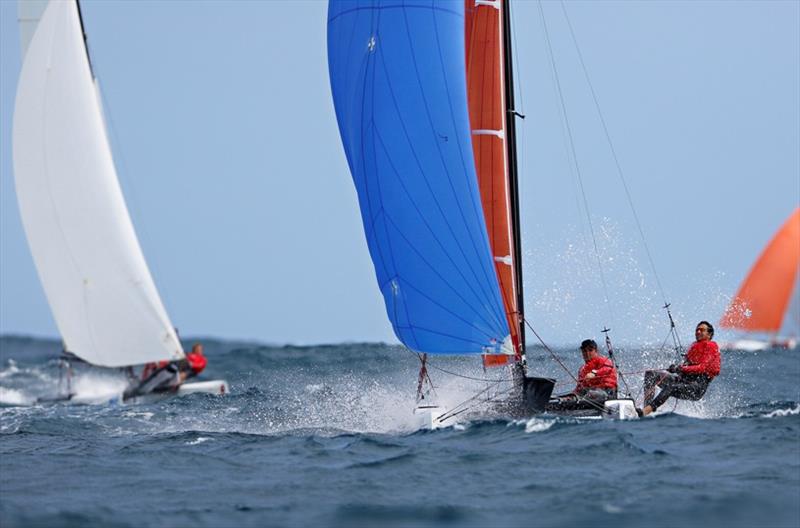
left=636, top=407, right=644, bottom=418
left=641, top=405, right=654, bottom=416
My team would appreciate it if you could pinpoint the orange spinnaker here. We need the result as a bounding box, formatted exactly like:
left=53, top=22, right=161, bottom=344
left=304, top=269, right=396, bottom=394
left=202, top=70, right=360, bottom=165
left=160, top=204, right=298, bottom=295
left=720, top=208, right=800, bottom=332
left=465, top=0, right=521, bottom=357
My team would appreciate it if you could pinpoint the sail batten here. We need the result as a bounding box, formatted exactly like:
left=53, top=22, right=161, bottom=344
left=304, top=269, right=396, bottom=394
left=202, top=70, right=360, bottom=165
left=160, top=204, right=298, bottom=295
left=329, top=0, right=510, bottom=355
left=13, top=0, right=183, bottom=367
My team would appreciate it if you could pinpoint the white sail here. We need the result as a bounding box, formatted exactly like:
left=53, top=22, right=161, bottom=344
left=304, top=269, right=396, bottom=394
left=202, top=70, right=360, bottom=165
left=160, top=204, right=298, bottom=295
left=12, top=0, right=184, bottom=367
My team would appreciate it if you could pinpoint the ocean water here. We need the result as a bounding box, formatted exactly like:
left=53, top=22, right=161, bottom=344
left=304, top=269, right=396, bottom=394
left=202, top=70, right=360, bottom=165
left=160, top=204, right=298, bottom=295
left=0, top=335, right=798, bottom=528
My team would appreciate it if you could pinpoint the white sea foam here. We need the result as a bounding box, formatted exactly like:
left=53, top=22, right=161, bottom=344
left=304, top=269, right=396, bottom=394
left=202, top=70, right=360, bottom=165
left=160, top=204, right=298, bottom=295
left=0, top=360, right=20, bottom=379
left=122, top=410, right=154, bottom=420
left=0, top=387, right=34, bottom=406
left=68, top=372, right=129, bottom=404
left=523, top=418, right=553, bottom=433
left=187, top=437, right=212, bottom=445
left=764, top=405, right=800, bottom=418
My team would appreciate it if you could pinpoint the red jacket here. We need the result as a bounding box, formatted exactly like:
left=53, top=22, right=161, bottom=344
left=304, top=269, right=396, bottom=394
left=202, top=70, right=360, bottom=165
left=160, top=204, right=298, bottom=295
left=680, top=340, right=720, bottom=377
left=186, top=352, right=207, bottom=374
left=576, top=356, right=617, bottom=391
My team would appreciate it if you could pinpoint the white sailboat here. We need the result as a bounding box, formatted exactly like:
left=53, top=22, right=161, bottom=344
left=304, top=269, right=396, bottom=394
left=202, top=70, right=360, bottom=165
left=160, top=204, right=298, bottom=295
left=719, top=208, right=800, bottom=352
left=13, top=0, right=228, bottom=402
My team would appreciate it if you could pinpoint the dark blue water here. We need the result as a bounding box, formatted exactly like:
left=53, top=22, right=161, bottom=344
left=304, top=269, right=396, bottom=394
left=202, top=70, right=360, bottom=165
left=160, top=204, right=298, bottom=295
left=1, top=336, right=798, bottom=527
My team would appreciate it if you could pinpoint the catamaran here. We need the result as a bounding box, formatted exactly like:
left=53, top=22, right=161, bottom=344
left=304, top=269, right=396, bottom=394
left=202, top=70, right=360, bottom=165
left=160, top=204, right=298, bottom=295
left=720, top=208, right=800, bottom=352
left=12, top=0, right=228, bottom=403
left=327, top=0, right=650, bottom=427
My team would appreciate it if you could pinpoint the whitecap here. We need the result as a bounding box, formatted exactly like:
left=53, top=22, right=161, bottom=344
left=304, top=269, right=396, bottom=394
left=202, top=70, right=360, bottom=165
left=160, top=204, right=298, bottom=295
left=0, top=360, right=20, bottom=379
left=0, top=387, right=34, bottom=406
left=123, top=411, right=154, bottom=420
left=764, top=405, right=800, bottom=418
left=186, top=437, right=212, bottom=445
left=524, top=418, right=553, bottom=433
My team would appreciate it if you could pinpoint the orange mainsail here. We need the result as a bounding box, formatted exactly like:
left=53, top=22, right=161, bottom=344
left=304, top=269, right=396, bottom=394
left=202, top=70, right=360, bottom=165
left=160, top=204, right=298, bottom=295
left=720, top=208, right=800, bottom=333
left=465, top=0, right=521, bottom=365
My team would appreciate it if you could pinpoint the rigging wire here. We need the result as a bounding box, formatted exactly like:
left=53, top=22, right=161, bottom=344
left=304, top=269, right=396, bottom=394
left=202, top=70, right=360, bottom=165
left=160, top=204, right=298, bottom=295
left=536, top=0, right=618, bottom=333
left=559, top=0, right=670, bottom=307
left=558, top=0, right=685, bottom=353
left=524, top=317, right=577, bottom=383
left=602, top=328, right=632, bottom=398
left=437, top=381, right=512, bottom=423
left=414, top=352, right=439, bottom=403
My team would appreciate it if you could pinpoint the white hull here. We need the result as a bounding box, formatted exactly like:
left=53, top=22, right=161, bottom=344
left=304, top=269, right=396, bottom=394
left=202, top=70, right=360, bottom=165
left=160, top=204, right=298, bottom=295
left=39, top=379, right=229, bottom=406
left=125, top=379, right=229, bottom=404
left=720, top=338, right=798, bottom=352
left=602, top=399, right=639, bottom=420
left=413, top=405, right=446, bottom=430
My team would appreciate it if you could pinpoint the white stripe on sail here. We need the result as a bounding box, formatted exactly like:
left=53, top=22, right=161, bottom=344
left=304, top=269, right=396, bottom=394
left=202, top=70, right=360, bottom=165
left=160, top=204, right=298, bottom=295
left=472, top=129, right=504, bottom=138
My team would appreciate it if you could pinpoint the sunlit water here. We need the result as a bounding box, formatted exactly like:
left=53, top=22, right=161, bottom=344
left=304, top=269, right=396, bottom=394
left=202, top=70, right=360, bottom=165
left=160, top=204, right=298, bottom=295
left=1, top=336, right=798, bottom=527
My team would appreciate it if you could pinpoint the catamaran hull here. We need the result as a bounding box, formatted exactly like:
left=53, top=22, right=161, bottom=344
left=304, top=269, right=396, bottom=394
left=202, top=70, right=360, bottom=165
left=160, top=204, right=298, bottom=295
left=520, top=377, right=639, bottom=420
left=720, top=339, right=798, bottom=352
left=124, top=380, right=229, bottom=404
left=413, top=405, right=446, bottom=430
left=600, top=399, right=639, bottom=420
left=35, top=380, right=229, bottom=406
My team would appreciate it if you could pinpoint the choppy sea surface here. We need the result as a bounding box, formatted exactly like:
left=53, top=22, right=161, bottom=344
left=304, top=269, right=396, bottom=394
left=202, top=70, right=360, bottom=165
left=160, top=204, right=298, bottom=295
left=1, top=335, right=798, bottom=528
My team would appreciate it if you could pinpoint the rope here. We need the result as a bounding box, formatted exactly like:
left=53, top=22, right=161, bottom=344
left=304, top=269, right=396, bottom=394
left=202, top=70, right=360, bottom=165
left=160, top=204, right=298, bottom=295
left=537, top=1, right=617, bottom=332
left=414, top=352, right=439, bottom=403
left=559, top=0, right=671, bottom=308
left=427, top=362, right=514, bottom=383
left=438, top=380, right=513, bottom=423
left=603, top=330, right=633, bottom=399
left=523, top=317, right=577, bottom=382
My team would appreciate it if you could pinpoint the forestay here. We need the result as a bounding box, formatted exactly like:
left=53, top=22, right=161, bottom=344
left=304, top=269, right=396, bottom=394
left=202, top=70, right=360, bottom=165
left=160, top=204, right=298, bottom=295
left=328, top=0, right=510, bottom=354
left=13, top=0, right=183, bottom=367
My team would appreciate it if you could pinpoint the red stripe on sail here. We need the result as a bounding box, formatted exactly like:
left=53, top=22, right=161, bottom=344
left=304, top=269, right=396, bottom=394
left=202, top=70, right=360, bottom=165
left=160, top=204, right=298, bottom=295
left=482, top=353, right=516, bottom=368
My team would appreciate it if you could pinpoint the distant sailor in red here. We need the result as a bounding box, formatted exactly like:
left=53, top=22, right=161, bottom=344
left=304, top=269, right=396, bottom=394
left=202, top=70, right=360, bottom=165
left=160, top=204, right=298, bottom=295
left=641, top=321, right=721, bottom=416
left=125, top=343, right=208, bottom=399
left=183, top=343, right=207, bottom=382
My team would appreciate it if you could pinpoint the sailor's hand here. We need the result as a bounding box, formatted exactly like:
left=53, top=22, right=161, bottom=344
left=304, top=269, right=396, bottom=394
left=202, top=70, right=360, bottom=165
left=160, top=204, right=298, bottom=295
left=667, top=364, right=681, bottom=374
left=586, top=370, right=596, bottom=379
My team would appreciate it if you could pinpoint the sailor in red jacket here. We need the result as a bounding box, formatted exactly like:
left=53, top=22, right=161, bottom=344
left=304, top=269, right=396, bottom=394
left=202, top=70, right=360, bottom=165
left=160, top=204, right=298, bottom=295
left=125, top=343, right=208, bottom=399
left=551, top=339, right=618, bottom=410
left=642, top=321, right=721, bottom=415
left=181, top=343, right=208, bottom=383
left=574, top=340, right=618, bottom=396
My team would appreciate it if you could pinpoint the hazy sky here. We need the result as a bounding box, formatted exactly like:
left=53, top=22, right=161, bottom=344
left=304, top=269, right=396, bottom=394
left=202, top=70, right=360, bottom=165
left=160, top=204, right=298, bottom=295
left=1, top=0, right=798, bottom=347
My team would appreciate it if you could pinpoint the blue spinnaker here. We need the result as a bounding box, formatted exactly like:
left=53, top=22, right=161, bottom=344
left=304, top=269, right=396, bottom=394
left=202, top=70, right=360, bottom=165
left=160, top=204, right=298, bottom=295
left=328, top=0, right=509, bottom=354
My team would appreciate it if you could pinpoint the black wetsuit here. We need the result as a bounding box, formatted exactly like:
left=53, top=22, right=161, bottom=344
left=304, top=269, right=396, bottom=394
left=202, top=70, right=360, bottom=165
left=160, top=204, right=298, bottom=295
left=643, top=370, right=711, bottom=411
left=124, top=359, right=190, bottom=399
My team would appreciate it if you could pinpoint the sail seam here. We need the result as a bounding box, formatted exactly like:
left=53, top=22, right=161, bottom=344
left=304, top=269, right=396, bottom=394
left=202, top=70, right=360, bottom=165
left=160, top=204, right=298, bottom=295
left=423, top=5, right=509, bottom=330
left=374, top=20, right=506, bottom=331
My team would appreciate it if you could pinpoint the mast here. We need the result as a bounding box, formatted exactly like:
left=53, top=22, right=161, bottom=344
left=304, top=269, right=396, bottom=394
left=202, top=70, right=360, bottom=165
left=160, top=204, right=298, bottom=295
left=502, top=0, right=526, bottom=356
left=74, top=0, right=96, bottom=78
